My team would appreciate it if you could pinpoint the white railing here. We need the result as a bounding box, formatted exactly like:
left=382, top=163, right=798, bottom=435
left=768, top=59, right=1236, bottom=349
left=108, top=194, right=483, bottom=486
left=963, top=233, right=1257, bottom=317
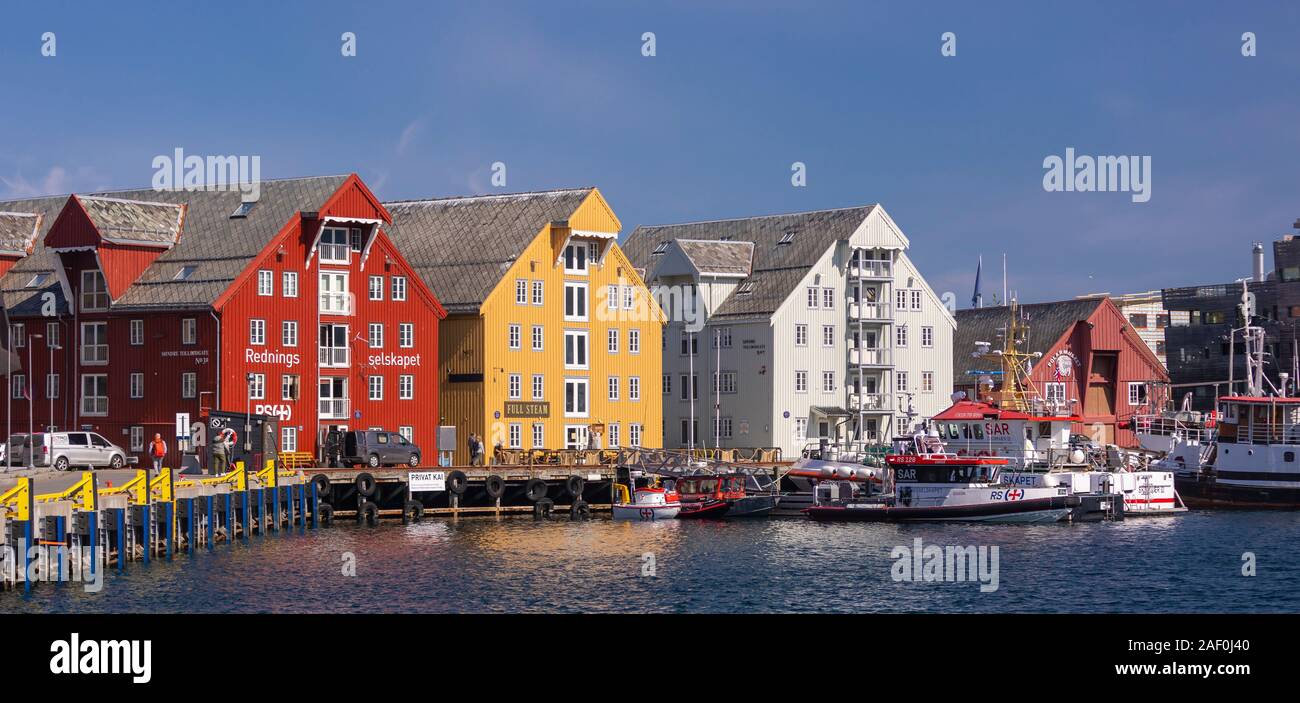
left=849, top=302, right=892, bottom=321
left=319, top=291, right=351, bottom=315
left=851, top=259, right=892, bottom=278
left=80, top=344, right=108, bottom=365
left=319, top=242, right=351, bottom=264
left=849, top=347, right=891, bottom=366
left=319, top=346, right=349, bottom=367
left=81, top=397, right=108, bottom=416
left=319, top=398, right=349, bottom=419
left=849, top=392, right=891, bottom=411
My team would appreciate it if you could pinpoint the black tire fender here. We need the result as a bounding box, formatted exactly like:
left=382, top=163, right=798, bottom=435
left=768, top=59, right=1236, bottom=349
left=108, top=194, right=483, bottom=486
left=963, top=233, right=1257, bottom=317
left=447, top=470, right=468, bottom=495
left=570, top=498, right=591, bottom=519
left=359, top=501, right=379, bottom=526
left=404, top=500, right=424, bottom=523
left=564, top=475, right=585, bottom=499
left=484, top=474, right=505, bottom=500
left=355, top=472, right=377, bottom=497
left=311, top=474, right=332, bottom=499
left=318, top=502, right=335, bottom=525
left=533, top=497, right=554, bottom=518
left=524, top=478, right=548, bottom=502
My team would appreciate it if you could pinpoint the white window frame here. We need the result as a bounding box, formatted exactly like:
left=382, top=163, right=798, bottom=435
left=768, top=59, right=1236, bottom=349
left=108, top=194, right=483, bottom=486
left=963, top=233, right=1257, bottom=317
left=249, top=319, right=266, bottom=346
left=822, top=371, right=835, bottom=393
left=1044, top=382, right=1066, bottom=405
left=319, top=271, right=350, bottom=315
left=564, top=330, right=589, bottom=370
left=399, top=374, right=414, bottom=400
left=10, top=374, right=26, bottom=400
left=896, top=371, right=909, bottom=392
left=629, top=329, right=640, bottom=354
left=46, top=372, right=59, bottom=400
left=564, top=281, right=589, bottom=322
left=532, top=374, right=544, bottom=400
left=182, top=318, right=197, bottom=345
left=563, top=242, right=588, bottom=274
left=129, top=372, right=144, bottom=399
left=282, top=271, right=299, bottom=298
left=369, top=374, right=384, bottom=401
left=80, top=270, right=109, bottom=312
left=281, top=426, right=298, bottom=453
left=795, top=370, right=808, bottom=393
left=508, top=373, right=522, bottom=400
left=130, top=426, right=145, bottom=452
left=532, top=422, right=545, bottom=448
left=516, top=279, right=528, bottom=305
left=608, top=328, right=619, bottom=353
left=46, top=322, right=60, bottom=348
left=80, top=321, right=108, bottom=365
left=249, top=373, right=266, bottom=400
left=319, top=227, right=351, bottom=264
left=532, top=280, right=544, bottom=306
left=896, top=325, right=908, bottom=348
left=922, top=326, right=934, bottom=348
left=608, top=376, right=620, bottom=401
left=368, top=322, right=384, bottom=349
left=182, top=372, right=197, bottom=399
left=391, top=276, right=408, bottom=301
left=823, top=287, right=835, bottom=309
left=911, top=290, right=922, bottom=311
left=282, top=374, right=300, bottom=401
left=564, top=378, right=590, bottom=418
left=630, top=423, right=642, bottom=447
left=283, top=320, right=298, bottom=347
left=257, top=269, right=274, bottom=296
left=532, top=325, right=544, bottom=351
left=399, top=322, right=414, bottom=348
left=509, top=423, right=522, bottom=449
left=128, top=319, right=143, bottom=346
left=629, top=376, right=640, bottom=401
left=369, top=275, right=385, bottom=301
left=508, top=324, right=521, bottom=350
left=822, top=324, right=835, bottom=347
left=795, top=324, right=807, bottom=347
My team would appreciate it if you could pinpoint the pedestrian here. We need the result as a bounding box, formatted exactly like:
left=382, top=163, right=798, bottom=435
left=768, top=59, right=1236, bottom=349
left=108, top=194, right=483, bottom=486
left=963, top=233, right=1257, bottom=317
left=149, top=432, right=168, bottom=473
left=211, top=427, right=232, bottom=475
left=471, top=434, right=485, bottom=466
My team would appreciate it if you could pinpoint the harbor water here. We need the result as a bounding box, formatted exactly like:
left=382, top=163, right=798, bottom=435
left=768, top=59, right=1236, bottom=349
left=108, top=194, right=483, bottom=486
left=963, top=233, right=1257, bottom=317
left=4, top=511, right=1299, bottom=613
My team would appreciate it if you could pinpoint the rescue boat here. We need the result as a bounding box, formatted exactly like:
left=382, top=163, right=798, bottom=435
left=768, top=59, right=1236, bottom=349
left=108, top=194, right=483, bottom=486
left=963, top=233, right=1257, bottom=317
left=611, top=481, right=681, bottom=521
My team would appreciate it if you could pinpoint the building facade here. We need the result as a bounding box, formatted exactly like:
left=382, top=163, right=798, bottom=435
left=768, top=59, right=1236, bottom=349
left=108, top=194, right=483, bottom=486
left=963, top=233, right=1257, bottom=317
left=385, top=188, right=664, bottom=465
left=622, top=204, right=955, bottom=458
left=1075, top=291, right=1187, bottom=368
left=0, top=175, right=445, bottom=468
left=953, top=297, right=1169, bottom=447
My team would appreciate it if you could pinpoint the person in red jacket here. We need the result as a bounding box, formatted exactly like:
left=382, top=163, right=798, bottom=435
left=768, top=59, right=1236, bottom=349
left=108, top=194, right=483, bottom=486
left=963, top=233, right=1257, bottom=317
left=149, top=433, right=167, bottom=472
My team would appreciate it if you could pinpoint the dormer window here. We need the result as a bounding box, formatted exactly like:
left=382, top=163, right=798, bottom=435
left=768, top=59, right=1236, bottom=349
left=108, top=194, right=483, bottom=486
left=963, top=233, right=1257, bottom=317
left=563, top=242, right=588, bottom=274
left=736, top=281, right=756, bottom=295
left=230, top=201, right=256, bottom=218
left=173, top=265, right=198, bottom=281
left=778, top=230, right=797, bottom=245
left=320, top=227, right=351, bottom=264
left=24, top=273, right=49, bottom=289
left=651, top=241, right=670, bottom=255
left=80, top=270, right=110, bottom=312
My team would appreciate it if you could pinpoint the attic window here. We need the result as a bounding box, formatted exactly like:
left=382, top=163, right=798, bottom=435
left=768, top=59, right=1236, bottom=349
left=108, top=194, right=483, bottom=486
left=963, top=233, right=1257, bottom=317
left=777, top=230, right=797, bottom=245
left=651, top=241, right=670, bottom=255
left=719, top=236, right=733, bottom=241
left=24, top=273, right=50, bottom=289
left=173, top=265, right=198, bottom=281
left=736, top=281, right=756, bottom=295
left=230, top=201, right=256, bottom=218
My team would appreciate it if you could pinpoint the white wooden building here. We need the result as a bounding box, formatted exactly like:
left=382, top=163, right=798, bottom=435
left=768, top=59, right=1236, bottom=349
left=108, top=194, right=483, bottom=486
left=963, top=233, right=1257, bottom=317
left=622, top=204, right=954, bottom=458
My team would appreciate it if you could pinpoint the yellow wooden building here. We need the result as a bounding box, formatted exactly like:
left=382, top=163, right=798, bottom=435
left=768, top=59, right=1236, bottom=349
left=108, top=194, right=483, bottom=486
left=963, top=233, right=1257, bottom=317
left=385, top=188, right=664, bottom=464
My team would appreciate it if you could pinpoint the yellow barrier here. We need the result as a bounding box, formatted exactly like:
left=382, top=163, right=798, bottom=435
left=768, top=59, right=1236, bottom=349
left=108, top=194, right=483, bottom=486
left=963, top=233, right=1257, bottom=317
left=0, top=477, right=32, bottom=521
left=35, top=472, right=98, bottom=512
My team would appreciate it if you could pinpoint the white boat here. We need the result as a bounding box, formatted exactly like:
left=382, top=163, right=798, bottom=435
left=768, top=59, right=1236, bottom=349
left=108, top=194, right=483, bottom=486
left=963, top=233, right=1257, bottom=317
left=612, top=485, right=681, bottom=521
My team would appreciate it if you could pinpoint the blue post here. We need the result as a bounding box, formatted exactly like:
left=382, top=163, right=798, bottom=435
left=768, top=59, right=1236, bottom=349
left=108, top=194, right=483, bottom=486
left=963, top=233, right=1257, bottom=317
left=186, top=499, right=195, bottom=555
left=207, top=496, right=215, bottom=550
left=242, top=490, right=251, bottom=540
left=56, top=516, right=65, bottom=584
left=298, top=484, right=306, bottom=529
left=88, top=512, right=98, bottom=581
left=23, top=519, right=32, bottom=594
left=115, top=510, right=125, bottom=573
left=164, top=503, right=172, bottom=561
left=310, top=482, right=318, bottom=529
left=141, top=506, right=151, bottom=565
left=225, top=494, right=234, bottom=545
left=257, top=488, right=265, bottom=536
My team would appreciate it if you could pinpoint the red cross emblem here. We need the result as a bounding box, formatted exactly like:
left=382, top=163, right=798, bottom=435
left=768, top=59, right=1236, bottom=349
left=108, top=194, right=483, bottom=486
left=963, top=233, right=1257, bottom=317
left=1006, top=489, right=1024, bottom=501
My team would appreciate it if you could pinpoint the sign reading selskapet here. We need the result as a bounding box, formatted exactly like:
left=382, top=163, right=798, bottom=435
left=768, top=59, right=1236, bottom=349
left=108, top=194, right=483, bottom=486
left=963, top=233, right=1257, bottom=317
left=367, top=352, right=421, bottom=368
left=49, top=633, right=152, bottom=684
left=409, top=471, right=446, bottom=492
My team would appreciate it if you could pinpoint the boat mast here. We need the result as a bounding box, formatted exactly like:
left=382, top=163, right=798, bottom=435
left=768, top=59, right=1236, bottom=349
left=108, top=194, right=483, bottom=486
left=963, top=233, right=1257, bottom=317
left=974, top=298, right=1043, bottom=412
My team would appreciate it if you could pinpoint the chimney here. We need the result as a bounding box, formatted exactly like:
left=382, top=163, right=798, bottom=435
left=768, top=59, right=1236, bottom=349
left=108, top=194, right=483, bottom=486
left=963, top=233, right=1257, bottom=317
left=1253, top=242, right=1265, bottom=282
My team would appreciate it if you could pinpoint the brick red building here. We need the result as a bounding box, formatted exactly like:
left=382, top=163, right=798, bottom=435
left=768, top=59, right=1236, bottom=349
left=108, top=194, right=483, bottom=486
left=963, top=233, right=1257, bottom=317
left=0, top=174, right=445, bottom=468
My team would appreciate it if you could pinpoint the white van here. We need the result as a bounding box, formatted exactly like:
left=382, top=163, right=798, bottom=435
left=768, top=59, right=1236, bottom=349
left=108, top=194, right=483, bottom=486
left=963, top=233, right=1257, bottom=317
left=21, top=432, right=130, bottom=471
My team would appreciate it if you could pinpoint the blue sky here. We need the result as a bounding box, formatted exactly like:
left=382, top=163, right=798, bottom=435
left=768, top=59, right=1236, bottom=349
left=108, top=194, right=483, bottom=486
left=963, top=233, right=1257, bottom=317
left=2, top=1, right=1298, bottom=305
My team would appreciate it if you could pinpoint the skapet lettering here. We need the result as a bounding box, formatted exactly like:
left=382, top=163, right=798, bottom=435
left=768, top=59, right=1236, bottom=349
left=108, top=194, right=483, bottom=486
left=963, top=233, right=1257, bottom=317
left=49, top=633, right=152, bottom=684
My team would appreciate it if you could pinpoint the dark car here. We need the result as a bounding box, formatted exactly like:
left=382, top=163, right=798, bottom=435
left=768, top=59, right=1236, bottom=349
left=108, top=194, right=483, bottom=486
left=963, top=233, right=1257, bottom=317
left=325, top=429, right=422, bottom=468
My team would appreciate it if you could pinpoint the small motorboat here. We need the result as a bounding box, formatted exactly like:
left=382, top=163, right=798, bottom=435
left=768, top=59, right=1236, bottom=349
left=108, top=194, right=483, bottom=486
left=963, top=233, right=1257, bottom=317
left=612, top=480, right=681, bottom=521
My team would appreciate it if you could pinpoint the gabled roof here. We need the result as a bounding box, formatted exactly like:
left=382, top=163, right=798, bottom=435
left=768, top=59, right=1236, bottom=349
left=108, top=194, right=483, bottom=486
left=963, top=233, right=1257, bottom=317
left=674, top=239, right=754, bottom=277
left=623, top=205, right=877, bottom=319
left=0, top=175, right=350, bottom=314
left=952, top=299, right=1104, bottom=380
left=383, top=188, right=595, bottom=314
left=0, top=211, right=43, bottom=257
left=69, top=195, right=185, bottom=248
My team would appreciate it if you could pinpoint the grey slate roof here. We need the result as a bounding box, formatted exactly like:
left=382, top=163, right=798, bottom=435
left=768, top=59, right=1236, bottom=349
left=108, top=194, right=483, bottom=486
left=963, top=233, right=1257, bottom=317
left=952, top=299, right=1103, bottom=381
left=622, top=206, right=876, bottom=319
left=0, top=211, right=42, bottom=256
left=383, top=188, right=594, bottom=314
left=75, top=195, right=184, bottom=247
left=675, top=239, right=754, bottom=276
left=0, top=175, right=349, bottom=314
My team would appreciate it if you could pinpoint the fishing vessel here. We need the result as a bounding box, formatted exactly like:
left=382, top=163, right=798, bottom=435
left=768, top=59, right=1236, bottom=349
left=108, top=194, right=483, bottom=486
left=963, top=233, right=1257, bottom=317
left=676, top=473, right=781, bottom=518
left=805, top=431, right=1078, bottom=523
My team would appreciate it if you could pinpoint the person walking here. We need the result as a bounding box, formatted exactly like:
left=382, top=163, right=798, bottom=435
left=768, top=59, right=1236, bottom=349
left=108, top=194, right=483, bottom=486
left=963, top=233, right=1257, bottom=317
left=149, top=432, right=168, bottom=472
left=211, top=427, right=233, bottom=474
left=471, top=434, right=485, bottom=466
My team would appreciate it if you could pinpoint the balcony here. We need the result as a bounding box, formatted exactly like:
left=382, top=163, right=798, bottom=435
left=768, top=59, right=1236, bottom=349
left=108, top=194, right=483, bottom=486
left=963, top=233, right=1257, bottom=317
left=849, top=347, right=892, bottom=367
left=319, top=291, right=352, bottom=316
left=848, top=392, right=892, bottom=412
left=80, top=344, right=108, bottom=365
left=319, top=397, right=350, bottom=419
left=850, top=259, right=892, bottom=280
left=319, top=346, right=349, bottom=368
left=848, top=301, right=892, bottom=322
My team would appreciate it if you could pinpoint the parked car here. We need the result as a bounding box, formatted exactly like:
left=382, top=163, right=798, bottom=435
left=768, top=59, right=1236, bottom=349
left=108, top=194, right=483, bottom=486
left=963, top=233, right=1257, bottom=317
left=7, top=432, right=131, bottom=470
left=324, top=429, right=421, bottom=468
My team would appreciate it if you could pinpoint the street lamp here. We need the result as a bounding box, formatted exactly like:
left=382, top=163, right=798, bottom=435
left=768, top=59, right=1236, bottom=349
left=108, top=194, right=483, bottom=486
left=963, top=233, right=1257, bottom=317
left=27, top=334, right=40, bottom=468
left=47, top=341, right=60, bottom=435
left=245, top=372, right=254, bottom=452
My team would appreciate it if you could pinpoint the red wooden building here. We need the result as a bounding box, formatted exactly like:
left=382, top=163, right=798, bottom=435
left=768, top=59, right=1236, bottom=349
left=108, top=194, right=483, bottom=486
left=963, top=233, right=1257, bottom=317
left=953, top=297, right=1169, bottom=447
left=0, top=174, right=445, bottom=468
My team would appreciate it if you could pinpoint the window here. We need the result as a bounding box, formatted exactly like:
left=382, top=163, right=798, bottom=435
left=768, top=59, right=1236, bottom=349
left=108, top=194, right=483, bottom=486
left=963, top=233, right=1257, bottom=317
left=46, top=373, right=59, bottom=400
left=399, top=374, right=413, bottom=400
left=515, top=279, right=528, bottom=304
left=1044, top=382, right=1065, bottom=405
left=896, top=371, right=909, bottom=392
left=249, top=373, right=266, bottom=400
left=182, top=372, right=197, bottom=399
left=922, top=326, right=934, bottom=348
left=391, top=276, right=407, bottom=301
left=368, top=322, right=384, bottom=349
left=80, top=322, right=108, bottom=365
left=715, top=417, right=733, bottom=440
left=532, top=325, right=544, bottom=351
left=680, top=374, right=698, bottom=400
left=1156, top=314, right=1170, bottom=329
left=509, top=423, right=522, bottom=449
left=623, top=285, right=634, bottom=310
left=564, top=282, right=588, bottom=321
left=25, top=272, right=50, bottom=288
left=608, top=328, right=619, bottom=353
left=370, top=275, right=385, bottom=301
left=258, top=270, right=273, bottom=296
left=680, top=418, right=698, bottom=444
left=9, top=323, right=24, bottom=348
left=529, top=280, right=544, bottom=306
left=564, top=330, right=588, bottom=369
left=680, top=335, right=699, bottom=356
left=249, top=319, right=266, bottom=345
left=282, top=320, right=298, bottom=347
left=508, top=324, right=521, bottom=350
left=130, top=426, right=144, bottom=452
left=630, top=423, right=643, bottom=447
left=319, top=227, right=350, bottom=263
left=564, top=378, right=589, bottom=417
left=182, top=318, right=197, bottom=345
left=46, top=322, right=59, bottom=348
left=319, top=271, right=351, bottom=315
left=127, top=372, right=143, bottom=399
left=532, top=374, right=544, bottom=400
left=629, top=376, right=640, bottom=401
left=532, top=423, right=545, bottom=448
left=794, top=417, right=808, bottom=442
left=369, top=374, right=384, bottom=401
left=399, top=323, right=414, bottom=348
left=823, top=287, right=835, bottom=309
left=349, top=228, right=364, bottom=252
left=910, top=290, right=922, bottom=311
left=282, top=374, right=300, bottom=401
left=662, top=374, right=671, bottom=395
left=607, top=284, right=619, bottom=310
left=651, top=241, right=670, bottom=255
left=282, top=271, right=298, bottom=298
left=795, top=324, right=808, bottom=346
left=629, top=329, right=640, bottom=353
left=822, top=371, right=835, bottom=393
left=822, top=325, right=835, bottom=347
left=921, top=371, right=934, bottom=393
left=716, top=327, right=732, bottom=348
left=716, top=371, right=736, bottom=394
left=281, top=426, right=298, bottom=453
left=609, top=423, right=621, bottom=448
left=807, top=287, right=819, bottom=308
left=896, top=289, right=908, bottom=311
left=795, top=370, right=808, bottom=393
left=1128, top=382, right=1148, bottom=407
left=896, top=325, right=908, bottom=348
left=319, top=377, right=348, bottom=419
left=319, top=324, right=349, bottom=367
left=1129, top=313, right=1148, bottom=328
left=608, top=376, right=620, bottom=401
left=563, top=242, right=588, bottom=273
left=129, top=319, right=143, bottom=346
left=80, top=270, right=109, bottom=311
left=10, top=374, right=25, bottom=400
left=508, top=373, right=522, bottom=399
